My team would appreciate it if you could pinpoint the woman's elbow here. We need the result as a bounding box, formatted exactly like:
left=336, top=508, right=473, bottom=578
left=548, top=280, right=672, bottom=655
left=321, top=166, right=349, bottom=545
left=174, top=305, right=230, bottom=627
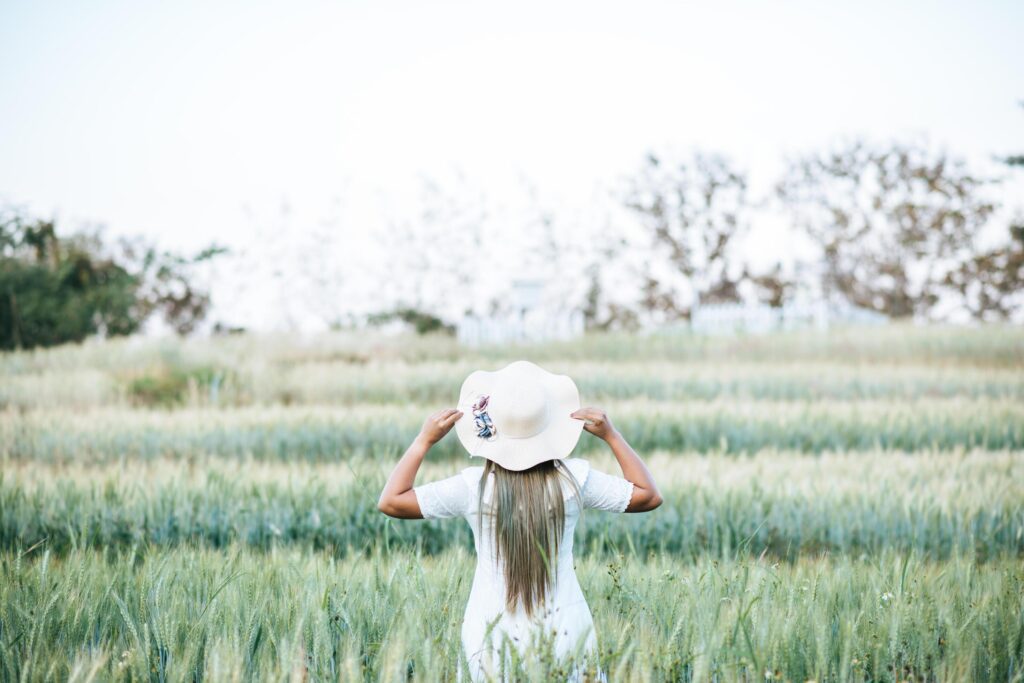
left=377, top=496, right=397, bottom=517
left=642, top=489, right=663, bottom=511
left=629, top=487, right=663, bottom=512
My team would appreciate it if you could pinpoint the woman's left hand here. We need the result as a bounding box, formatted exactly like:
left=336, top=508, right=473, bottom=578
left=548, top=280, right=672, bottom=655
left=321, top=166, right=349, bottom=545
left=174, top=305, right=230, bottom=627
left=417, top=408, right=463, bottom=446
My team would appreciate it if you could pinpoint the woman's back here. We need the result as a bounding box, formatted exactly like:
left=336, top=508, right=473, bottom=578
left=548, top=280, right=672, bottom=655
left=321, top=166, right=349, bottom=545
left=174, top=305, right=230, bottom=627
left=377, top=361, right=662, bottom=681
left=415, top=457, right=635, bottom=682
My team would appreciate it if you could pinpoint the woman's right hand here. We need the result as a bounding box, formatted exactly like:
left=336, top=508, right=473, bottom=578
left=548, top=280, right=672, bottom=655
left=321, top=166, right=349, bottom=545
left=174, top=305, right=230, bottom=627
left=570, top=407, right=619, bottom=441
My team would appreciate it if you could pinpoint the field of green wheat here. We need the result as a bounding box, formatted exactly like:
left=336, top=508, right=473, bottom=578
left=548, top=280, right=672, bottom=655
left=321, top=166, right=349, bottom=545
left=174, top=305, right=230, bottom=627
left=1, top=325, right=1023, bottom=682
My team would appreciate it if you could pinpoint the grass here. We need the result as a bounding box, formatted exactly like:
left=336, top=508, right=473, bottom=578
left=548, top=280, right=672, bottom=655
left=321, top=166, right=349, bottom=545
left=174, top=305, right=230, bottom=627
left=3, top=399, right=1022, bottom=463
left=2, top=450, right=1022, bottom=561
left=1, top=323, right=1022, bottom=681
left=1, top=546, right=1021, bottom=682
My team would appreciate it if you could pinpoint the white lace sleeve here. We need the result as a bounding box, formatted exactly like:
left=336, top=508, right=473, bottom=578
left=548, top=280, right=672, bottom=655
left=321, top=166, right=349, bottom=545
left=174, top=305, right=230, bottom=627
left=414, top=473, right=472, bottom=519
left=581, top=467, right=634, bottom=513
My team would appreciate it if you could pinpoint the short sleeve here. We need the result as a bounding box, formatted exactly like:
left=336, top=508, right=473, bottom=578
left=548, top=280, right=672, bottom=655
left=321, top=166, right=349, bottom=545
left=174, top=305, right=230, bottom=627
left=581, top=467, right=634, bottom=513
left=413, top=473, right=472, bottom=519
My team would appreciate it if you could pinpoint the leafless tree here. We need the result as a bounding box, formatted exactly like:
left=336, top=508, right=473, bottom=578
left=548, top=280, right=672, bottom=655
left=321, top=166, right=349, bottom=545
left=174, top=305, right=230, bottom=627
left=374, top=173, right=488, bottom=325
left=942, top=222, right=1023, bottom=320
left=622, top=152, right=749, bottom=319
left=777, top=140, right=997, bottom=319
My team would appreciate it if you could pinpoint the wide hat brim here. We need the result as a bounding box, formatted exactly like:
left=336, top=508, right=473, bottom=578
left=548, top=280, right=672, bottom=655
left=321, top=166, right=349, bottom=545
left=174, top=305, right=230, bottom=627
left=454, top=360, right=584, bottom=471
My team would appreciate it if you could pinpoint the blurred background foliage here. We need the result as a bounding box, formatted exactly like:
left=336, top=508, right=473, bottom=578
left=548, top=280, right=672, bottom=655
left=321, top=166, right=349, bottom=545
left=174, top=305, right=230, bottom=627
left=2, top=129, right=1023, bottom=351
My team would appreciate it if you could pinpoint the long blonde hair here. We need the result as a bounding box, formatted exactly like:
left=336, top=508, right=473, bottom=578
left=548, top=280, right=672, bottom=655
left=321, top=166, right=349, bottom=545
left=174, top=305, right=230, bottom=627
left=477, top=459, right=583, bottom=617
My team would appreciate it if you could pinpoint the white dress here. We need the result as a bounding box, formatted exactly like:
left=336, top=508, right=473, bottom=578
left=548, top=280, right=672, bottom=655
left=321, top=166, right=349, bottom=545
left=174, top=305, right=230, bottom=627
left=413, top=457, right=635, bottom=683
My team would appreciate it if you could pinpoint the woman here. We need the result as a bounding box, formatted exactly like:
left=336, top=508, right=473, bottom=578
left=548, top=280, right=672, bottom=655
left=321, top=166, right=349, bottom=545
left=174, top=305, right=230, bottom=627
left=377, top=360, right=662, bottom=682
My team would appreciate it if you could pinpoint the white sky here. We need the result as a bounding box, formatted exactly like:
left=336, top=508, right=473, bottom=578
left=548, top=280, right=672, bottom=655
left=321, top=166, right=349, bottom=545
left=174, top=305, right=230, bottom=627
left=1, top=0, right=1022, bottom=330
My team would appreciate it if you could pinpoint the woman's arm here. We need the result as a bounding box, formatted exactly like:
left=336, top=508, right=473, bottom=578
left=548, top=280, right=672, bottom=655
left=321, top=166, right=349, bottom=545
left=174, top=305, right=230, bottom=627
left=377, top=408, right=462, bottom=519
left=570, top=407, right=663, bottom=512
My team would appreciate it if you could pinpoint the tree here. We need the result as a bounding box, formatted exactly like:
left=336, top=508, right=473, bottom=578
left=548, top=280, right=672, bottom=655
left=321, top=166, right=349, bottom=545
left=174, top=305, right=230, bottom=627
left=745, top=263, right=794, bottom=308
left=946, top=102, right=1024, bottom=321
left=0, top=207, right=224, bottom=350
left=622, top=152, right=749, bottom=320
left=777, top=140, right=997, bottom=319
left=371, top=174, right=488, bottom=327
left=580, top=245, right=641, bottom=332
left=942, top=223, right=1023, bottom=321
left=116, top=237, right=226, bottom=335
left=232, top=198, right=348, bottom=331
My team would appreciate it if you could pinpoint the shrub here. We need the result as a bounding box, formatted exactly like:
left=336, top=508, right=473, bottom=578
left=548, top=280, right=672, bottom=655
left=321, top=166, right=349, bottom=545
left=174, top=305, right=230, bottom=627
left=125, top=364, right=227, bottom=407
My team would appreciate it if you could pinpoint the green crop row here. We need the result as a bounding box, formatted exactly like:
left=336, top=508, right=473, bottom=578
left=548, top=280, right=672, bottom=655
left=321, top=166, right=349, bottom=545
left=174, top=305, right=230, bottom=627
left=3, top=400, right=1021, bottom=463
left=1, top=546, right=1021, bottom=681
left=6, top=360, right=1022, bottom=410
left=4, top=450, right=1021, bottom=561
left=3, top=324, right=1022, bottom=375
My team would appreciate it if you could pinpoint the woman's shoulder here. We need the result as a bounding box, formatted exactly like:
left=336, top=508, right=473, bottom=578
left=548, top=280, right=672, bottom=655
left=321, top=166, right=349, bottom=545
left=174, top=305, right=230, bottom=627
left=459, top=464, right=486, bottom=487
left=560, top=457, right=591, bottom=488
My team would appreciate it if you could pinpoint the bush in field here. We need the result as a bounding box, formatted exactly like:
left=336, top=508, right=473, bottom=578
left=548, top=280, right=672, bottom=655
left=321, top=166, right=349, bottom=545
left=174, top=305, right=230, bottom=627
left=366, top=307, right=455, bottom=335
left=124, top=364, right=230, bottom=407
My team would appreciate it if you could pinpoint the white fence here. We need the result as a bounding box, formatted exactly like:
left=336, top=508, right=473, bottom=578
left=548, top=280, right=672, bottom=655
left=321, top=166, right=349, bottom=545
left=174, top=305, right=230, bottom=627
left=690, top=301, right=887, bottom=335
left=458, top=300, right=886, bottom=343
left=457, top=310, right=585, bottom=346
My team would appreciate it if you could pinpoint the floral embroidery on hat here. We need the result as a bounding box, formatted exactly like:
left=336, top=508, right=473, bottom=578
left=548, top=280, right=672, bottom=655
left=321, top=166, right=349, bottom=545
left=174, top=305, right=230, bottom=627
left=472, top=394, right=497, bottom=440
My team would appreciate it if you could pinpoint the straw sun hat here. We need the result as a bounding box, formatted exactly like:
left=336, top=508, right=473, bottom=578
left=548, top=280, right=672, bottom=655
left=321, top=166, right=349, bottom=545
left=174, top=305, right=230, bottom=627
left=454, top=360, right=585, bottom=471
